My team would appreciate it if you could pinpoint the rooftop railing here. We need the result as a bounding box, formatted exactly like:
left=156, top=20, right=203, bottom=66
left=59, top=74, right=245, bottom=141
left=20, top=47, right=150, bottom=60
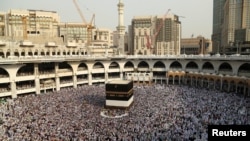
left=1, top=54, right=250, bottom=64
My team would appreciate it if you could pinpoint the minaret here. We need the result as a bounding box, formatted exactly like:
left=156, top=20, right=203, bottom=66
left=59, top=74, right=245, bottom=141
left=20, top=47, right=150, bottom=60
left=116, top=0, right=126, bottom=55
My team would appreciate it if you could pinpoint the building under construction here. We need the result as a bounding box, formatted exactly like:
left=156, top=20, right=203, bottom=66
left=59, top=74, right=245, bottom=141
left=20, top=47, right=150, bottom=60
left=131, top=11, right=181, bottom=55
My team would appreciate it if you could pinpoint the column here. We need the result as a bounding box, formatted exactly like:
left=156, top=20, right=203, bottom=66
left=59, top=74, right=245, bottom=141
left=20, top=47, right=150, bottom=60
left=195, top=78, right=198, bottom=87
left=11, top=80, right=17, bottom=98
left=34, top=63, right=40, bottom=94
left=88, top=71, right=92, bottom=85
left=227, top=83, right=230, bottom=92
left=236, top=84, right=238, bottom=93
left=105, top=71, right=108, bottom=83
left=73, top=73, right=77, bottom=88
left=120, top=72, right=123, bottom=80
left=190, top=77, right=192, bottom=86
left=55, top=63, right=60, bottom=91
left=243, top=84, right=246, bottom=96
left=248, top=86, right=250, bottom=96
left=220, top=79, right=223, bottom=91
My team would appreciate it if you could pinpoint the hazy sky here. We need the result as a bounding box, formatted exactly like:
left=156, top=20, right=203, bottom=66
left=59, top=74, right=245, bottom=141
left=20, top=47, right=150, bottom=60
left=1, top=0, right=213, bottom=39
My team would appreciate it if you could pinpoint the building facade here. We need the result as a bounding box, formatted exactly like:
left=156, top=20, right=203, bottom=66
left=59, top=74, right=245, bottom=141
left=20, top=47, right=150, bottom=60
left=212, top=0, right=250, bottom=54
left=0, top=9, right=118, bottom=56
left=181, top=36, right=212, bottom=55
left=58, top=23, right=88, bottom=46
left=4, top=9, right=60, bottom=38
left=0, top=12, right=5, bottom=36
left=131, top=14, right=181, bottom=56
left=93, top=28, right=114, bottom=47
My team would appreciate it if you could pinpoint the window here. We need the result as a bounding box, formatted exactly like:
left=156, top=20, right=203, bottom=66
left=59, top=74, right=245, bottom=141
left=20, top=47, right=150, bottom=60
left=0, top=15, right=4, bottom=22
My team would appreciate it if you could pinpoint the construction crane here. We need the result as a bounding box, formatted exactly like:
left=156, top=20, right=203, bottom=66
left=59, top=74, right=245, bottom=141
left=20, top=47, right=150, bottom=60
left=72, top=0, right=95, bottom=45
left=144, top=31, right=151, bottom=49
left=22, top=16, right=28, bottom=40
left=145, top=9, right=171, bottom=53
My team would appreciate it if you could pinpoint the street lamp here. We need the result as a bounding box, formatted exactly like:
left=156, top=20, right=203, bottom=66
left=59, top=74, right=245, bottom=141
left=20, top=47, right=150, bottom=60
left=216, top=41, right=220, bottom=56
left=182, top=45, right=186, bottom=55
left=236, top=40, right=242, bottom=55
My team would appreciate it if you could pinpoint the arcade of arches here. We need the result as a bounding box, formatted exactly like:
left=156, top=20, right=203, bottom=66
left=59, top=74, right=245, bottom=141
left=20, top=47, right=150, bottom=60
left=0, top=59, right=250, bottom=98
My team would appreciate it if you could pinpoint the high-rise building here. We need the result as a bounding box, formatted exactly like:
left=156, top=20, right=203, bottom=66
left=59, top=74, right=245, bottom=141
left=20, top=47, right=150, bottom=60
left=212, top=0, right=226, bottom=54
left=212, top=0, right=250, bottom=54
left=131, top=14, right=181, bottom=55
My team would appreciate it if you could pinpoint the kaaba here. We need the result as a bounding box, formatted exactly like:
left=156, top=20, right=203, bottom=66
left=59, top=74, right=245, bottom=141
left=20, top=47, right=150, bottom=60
left=105, top=80, right=133, bottom=108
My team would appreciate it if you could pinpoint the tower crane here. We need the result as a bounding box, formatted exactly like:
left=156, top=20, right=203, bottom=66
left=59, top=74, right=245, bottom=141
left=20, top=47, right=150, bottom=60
left=72, top=0, right=95, bottom=45
left=145, top=9, right=171, bottom=53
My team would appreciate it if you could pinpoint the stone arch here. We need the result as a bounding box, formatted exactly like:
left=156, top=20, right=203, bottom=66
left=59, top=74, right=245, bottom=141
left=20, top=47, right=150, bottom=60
left=124, top=61, right=134, bottom=69
left=77, top=62, right=88, bottom=83
left=78, top=62, right=88, bottom=71
left=222, top=79, right=229, bottom=91
left=51, top=48, right=57, bottom=56
left=45, top=49, right=50, bottom=56
left=58, top=62, right=73, bottom=85
left=40, top=49, right=45, bottom=56
left=93, top=62, right=104, bottom=69
left=108, top=62, right=120, bottom=79
left=0, top=67, right=10, bottom=93
left=238, top=63, right=250, bottom=77
left=153, top=61, right=166, bottom=78
left=14, top=49, right=19, bottom=57
left=237, top=81, right=245, bottom=94
left=0, top=67, right=9, bottom=77
left=186, top=61, right=198, bottom=70
left=0, top=49, right=4, bottom=58
left=17, top=64, right=34, bottom=76
left=138, top=61, right=149, bottom=72
left=34, top=49, right=39, bottom=56
left=72, top=49, right=77, bottom=55
left=208, top=77, right=215, bottom=89
left=92, top=62, right=105, bottom=81
left=27, top=48, right=33, bottom=56
left=218, top=62, right=233, bottom=75
left=38, top=62, right=55, bottom=74
left=153, top=61, right=166, bottom=69
left=62, top=49, right=67, bottom=56
left=229, top=80, right=236, bottom=92
left=6, top=49, right=11, bottom=57
left=169, top=61, right=182, bottom=70
left=109, top=61, right=120, bottom=69
left=20, top=49, right=25, bottom=56
left=202, top=62, right=214, bottom=72
left=59, top=62, right=73, bottom=71
left=56, top=49, right=61, bottom=56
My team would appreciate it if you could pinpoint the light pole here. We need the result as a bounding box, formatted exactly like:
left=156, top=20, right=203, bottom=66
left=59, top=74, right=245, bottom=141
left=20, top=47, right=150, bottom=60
left=216, top=41, right=220, bottom=55
left=236, top=40, right=241, bottom=55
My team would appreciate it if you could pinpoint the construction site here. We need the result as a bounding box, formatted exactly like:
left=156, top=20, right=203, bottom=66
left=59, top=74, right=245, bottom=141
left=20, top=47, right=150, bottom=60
left=0, top=0, right=188, bottom=56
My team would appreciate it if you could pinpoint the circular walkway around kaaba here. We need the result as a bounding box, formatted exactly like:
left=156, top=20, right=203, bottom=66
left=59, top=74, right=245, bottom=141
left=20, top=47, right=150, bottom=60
left=100, top=109, right=129, bottom=119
